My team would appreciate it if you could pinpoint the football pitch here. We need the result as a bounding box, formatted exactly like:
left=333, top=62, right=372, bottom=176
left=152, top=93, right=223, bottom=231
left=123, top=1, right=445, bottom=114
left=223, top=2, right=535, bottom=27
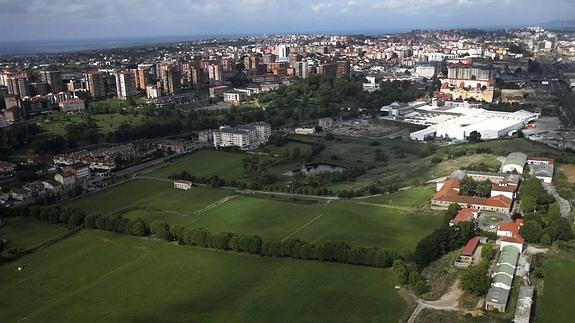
left=66, top=178, right=443, bottom=250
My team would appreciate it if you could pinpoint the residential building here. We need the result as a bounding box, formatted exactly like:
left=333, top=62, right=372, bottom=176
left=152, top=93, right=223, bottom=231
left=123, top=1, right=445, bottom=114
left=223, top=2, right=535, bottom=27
left=59, top=99, right=85, bottom=113
left=115, top=70, right=137, bottom=98
left=86, top=70, right=107, bottom=99
left=296, top=61, right=309, bottom=79
left=213, top=122, right=271, bottom=150
left=223, top=90, right=247, bottom=104
left=40, top=70, right=64, bottom=93
left=54, top=172, right=76, bottom=187
left=318, top=63, right=337, bottom=77
left=336, top=60, right=350, bottom=79
left=146, top=85, right=162, bottom=99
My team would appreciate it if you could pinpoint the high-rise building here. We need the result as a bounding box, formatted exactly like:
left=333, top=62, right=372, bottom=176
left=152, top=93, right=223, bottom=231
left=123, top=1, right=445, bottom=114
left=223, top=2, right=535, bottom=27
left=115, top=70, right=137, bottom=98
left=262, top=53, right=276, bottom=64
left=289, top=53, right=302, bottom=67
left=207, top=63, right=223, bottom=85
left=336, top=60, right=351, bottom=79
left=296, top=61, right=309, bottom=79
left=85, top=70, right=107, bottom=99
left=39, top=70, right=64, bottom=93
left=317, top=63, right=337, bottom=77
left=159, top=63, right=180, bottom=95
left=276, top=44, right=288, bottom=61
left=7, top=75, right=30, bottom=97
left=135, top=65, right=153, bottom=91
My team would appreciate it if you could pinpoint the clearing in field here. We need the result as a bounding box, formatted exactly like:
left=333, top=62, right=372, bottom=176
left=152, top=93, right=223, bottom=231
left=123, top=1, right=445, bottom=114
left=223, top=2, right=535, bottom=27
left=146, top=150, right=250, bottom=181
left=0, top=230, right=407, bottom=323
left=537, top=258, right=575, bottom=323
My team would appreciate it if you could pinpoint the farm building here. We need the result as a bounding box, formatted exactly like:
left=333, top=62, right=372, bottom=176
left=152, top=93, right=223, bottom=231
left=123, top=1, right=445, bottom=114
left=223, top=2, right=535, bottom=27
left=486, top=245, right=520, bottom=312
left=501, top=152, right=527, bottom=174
left=527, top=157, right=555, bottom=183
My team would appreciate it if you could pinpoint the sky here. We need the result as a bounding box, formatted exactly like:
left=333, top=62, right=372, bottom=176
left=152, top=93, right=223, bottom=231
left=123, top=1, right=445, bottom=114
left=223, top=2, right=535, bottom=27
left=0, top=0, right=574, bottom=42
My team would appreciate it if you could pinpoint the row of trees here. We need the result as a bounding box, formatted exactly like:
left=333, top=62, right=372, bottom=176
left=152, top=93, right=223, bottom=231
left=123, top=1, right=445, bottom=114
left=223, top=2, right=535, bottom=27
left=1, top=206, right=402, bottom=269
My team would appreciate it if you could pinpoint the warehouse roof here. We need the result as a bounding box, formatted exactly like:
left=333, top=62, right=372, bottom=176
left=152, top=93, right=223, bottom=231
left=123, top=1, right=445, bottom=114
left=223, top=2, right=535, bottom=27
left=502, top=152, right=527, bottom=169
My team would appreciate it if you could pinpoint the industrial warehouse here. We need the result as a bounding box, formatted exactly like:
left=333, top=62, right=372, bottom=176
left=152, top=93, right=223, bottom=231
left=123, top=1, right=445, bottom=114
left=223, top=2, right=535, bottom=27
left=381, top=100, right=539, bottom=141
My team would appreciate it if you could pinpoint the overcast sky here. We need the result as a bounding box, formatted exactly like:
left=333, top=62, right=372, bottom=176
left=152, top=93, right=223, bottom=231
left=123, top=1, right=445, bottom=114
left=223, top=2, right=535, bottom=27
left=0, top=0, right=574, bottom=41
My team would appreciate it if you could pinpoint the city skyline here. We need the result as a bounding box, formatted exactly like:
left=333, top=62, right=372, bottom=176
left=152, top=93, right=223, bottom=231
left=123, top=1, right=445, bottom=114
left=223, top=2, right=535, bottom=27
left=0, top=0, right=574, bottom=42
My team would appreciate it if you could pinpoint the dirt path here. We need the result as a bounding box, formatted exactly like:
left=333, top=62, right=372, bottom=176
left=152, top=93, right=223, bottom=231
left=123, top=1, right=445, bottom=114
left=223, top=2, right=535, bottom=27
left=194, top=195, right=237, bottom=215
left=406, top=279, right=464, bottom=323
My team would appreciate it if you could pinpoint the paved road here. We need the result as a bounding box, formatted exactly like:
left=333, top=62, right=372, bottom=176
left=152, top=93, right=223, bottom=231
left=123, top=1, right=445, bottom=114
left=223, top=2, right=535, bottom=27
left=543, top=183, right=572, bottom=219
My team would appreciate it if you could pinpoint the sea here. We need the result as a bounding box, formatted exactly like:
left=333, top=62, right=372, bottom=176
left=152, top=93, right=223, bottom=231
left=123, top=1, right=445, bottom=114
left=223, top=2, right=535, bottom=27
left=0, top=29, right=408, bottom=56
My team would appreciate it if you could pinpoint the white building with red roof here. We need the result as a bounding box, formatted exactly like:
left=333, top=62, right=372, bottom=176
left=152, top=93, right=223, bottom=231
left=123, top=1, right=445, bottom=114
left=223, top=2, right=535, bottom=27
left=496, top=219, right=525, bottom=252
left=449, top=208, right=479, bottom=226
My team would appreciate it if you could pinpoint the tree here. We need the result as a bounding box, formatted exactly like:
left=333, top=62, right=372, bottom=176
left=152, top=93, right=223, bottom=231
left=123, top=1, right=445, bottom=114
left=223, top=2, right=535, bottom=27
left=519, top=221, right=544, bottom=243
left=468, top=131, right=482, bottom=143
left=521, top=195, right=537, bottom=213
left=132, top=221, right=147, bottom=236
left=461, top=265, right=490, bottom=296
left=475, top=180, right=492, bottom=197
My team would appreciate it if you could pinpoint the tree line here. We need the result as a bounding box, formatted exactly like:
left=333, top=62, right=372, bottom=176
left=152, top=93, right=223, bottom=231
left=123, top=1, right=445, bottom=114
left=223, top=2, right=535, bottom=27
left=1, top=206, right=402, bottom=269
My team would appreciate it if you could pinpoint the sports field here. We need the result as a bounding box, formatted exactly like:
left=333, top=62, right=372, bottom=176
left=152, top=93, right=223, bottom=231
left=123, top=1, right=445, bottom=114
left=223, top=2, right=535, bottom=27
left=0, top=230, right=407, bottom=323
left=146, top=150, right=250, bottom=180
left=537, top=259, right=575, bottom=323
left=66, top=179, right=232, bottom=216
left=67, top=178, right=443, bottom=250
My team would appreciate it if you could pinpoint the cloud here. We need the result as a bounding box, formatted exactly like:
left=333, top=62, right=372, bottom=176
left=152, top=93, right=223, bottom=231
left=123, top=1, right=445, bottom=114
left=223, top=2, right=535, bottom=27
left=0, top=0, right=574, bottom=41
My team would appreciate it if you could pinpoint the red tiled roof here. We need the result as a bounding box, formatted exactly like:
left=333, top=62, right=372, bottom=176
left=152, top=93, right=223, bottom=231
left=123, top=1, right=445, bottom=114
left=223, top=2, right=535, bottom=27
left=433, top=179, right=513, bottom=210
left=497, top=219, right=525, bottom=244
left=463, top=236, right=481, bottom=256
left=450, top=208, right=478, bottom=225
left=491, top=183, right=518, bottom=193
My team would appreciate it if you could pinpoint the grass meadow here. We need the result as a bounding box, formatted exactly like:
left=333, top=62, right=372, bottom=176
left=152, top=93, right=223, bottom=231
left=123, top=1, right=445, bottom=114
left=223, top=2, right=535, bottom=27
left=0, top=230, right=407, bottom=323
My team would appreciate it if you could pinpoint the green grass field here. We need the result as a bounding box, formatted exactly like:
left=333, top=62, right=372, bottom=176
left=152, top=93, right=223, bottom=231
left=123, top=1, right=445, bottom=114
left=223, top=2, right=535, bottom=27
left=538, top=259, right=575, bottom=323
left=365, top=185, right=436, bottom=208
left=66, top=178, right=442, bottom=250
left=66, top=179, right=232, bottom=216
left=0, top=217, right=70, bottom=250
left=146, top=150, right=250, bottom=181
left=292, top=201, right=443, bottom=251
left=0, top=230, right=407, bottom=323
left=41, top=113, right=148, bottom=136
left=260, top=141, right=313, bottom=156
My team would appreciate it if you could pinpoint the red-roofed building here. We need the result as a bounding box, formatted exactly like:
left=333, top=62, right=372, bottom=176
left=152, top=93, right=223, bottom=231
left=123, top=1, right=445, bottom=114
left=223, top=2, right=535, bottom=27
left=432, top=179, right=513, bottom=214
left=463, top=236, right=481, bottom=256
left=449, top=208, right=479, bottom=226
left=497, top=219, right=524, bottom=251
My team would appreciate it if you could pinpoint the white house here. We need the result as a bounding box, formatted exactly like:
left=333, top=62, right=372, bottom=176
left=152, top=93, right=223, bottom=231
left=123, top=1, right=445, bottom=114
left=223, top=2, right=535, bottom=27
left=174, top=180, right=192, bottom=190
